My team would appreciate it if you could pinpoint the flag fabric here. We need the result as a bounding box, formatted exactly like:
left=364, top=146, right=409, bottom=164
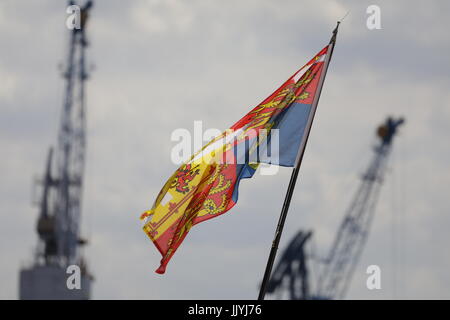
left=141, top=45, right=330, bottom=274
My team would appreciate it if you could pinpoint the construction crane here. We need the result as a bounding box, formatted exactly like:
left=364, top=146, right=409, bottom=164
left=19, top=1, right=94, bottom=300
left=266, top=231, right=313, bottom=300
left=266, top=116, right=405, bottom=300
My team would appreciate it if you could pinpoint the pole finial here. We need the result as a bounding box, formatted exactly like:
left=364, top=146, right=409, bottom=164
left=334, top=21, right=340, bottom=34
left=330, top=21, right=340, bottom=44
left=331, top=10, right=349, bottom=43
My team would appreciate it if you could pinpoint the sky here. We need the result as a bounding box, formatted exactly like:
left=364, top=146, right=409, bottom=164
left=1, top=0, right=450, bottom=299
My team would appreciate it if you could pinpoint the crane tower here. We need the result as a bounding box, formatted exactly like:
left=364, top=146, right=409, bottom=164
left=266, top=116, right=405, bottom=299
left=19, top=1, right=94, bottom=300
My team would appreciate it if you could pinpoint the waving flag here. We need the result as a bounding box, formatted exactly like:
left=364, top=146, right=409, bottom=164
left=141, top=45, right=331, bottom=274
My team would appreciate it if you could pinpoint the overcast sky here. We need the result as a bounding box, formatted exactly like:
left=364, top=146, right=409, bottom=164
left=1, top=0, right=450, bottom=299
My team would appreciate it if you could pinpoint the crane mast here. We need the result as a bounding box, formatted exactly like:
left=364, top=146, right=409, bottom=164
left=53, top=0, right=90, bottom=265
left=317, top=117, right=404, bottom=299
left=20, top=1, right=93, bottom=300
left=266, top=117, right=404, bottom=300
left=266, top=231, right=313, bottom=300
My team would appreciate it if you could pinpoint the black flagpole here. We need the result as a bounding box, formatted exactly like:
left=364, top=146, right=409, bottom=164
left=257, top=22, right=340, bottom=300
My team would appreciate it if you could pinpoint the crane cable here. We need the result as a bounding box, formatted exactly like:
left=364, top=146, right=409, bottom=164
left=390, top=140, right=398, bottom=299
left=389, top=126, right=406, bottom=299
left=398, top=128, right=406, bottom=299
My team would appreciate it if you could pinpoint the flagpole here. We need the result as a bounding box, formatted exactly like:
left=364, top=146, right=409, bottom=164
left=257, top=22, right=340, bottom=300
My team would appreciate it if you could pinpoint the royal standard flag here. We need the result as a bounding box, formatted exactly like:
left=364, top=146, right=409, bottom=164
left=141, top=45, right=330, bottom=274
